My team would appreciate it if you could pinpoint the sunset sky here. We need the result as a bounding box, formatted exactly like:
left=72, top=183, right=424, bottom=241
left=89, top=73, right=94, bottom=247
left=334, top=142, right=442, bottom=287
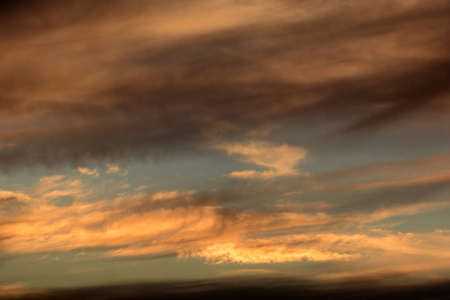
left=1, top=0, right=450, bottom=298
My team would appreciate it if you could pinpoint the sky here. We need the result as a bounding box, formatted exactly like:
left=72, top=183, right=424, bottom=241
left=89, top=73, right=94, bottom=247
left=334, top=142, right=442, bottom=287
left=0, top=0, right=450, bottom=298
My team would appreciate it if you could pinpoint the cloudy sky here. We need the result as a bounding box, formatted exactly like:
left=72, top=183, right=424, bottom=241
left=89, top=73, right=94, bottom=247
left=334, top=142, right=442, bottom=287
left=1, top=0, right=450, bottom=298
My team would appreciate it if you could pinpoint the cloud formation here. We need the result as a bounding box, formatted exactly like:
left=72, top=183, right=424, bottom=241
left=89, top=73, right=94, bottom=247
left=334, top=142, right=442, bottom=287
left=77, top=167, right=99, bottom=177
left=0, top=1, right=448, bottom=171
left=106, top=164, right=120, bottom=174
left=217, top=140, right=307, bottom=179
left=1, top=0, right=450, bottom=293
left=1, top=168, right=449, bottom=274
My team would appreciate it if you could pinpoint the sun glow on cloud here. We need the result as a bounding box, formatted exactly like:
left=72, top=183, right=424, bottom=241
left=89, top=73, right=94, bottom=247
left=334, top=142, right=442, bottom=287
left=185, top=240, right=358, bottom=264
left=77, top=167, right=99, bottom=177
left=217, top=140, right=307, bottom=179
left=2, top=156, right=450, bottom=273
left=0, top=283, right=41, bottom=299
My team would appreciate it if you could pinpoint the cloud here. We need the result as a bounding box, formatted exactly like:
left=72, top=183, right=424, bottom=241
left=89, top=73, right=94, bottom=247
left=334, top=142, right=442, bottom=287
left=316, top=152, right=450, bottom=185
left=134, top=185, right=147, bottom=192
left=32, top=175, right=85, bottom=200
left=218, top=268, right=286, bottom=277
left=151, top=190, right=195, bottom=201
left=76, top=167, right=99, bottom=177
left=1, top=171, right=448, bottom=269
left=0, top=190, right=30, bottom=205
left=228, top=170, right=280, bottom=180
left=217, top=140, right=307, bottom=179
left=0, top=1, right=448, bottom=171
left=244, top=152, right=450, bottom=212
left=0, top=283, right=42, bottom=299
left=5, top=277, right=450, bottom=300
left=185, top=239, right=357, bottom=264
left=1, top=1, right=450, bottom=288
left=184, top=229, right=450, bottom=266
left=106, top=164, right=120, bottom=174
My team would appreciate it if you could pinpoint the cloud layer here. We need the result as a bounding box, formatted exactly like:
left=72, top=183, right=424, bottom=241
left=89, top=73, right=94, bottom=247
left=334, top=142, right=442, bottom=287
left=0, top=0, right=449, bottom=171
left=1, top=154, right=450, bottom=274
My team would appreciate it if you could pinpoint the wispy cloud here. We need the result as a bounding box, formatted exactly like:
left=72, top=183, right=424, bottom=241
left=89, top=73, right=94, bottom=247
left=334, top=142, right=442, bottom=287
left=76, top=167, right=99, bottom=177
left=1, top=171, right=449, bottom=272
left=0, top=283, right=41, bottom=299
left=106, top=164, right=120, bottom=174
left=217, top=140, right=307, bottom=179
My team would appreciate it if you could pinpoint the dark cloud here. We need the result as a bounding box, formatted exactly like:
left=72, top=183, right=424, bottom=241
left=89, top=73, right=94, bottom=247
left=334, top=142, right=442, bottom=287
left=329, top=180, right=450, bottom=215
left=0, top=197, right=15, bottom=204
left=0, top=0, right=176, bottom=41
left=10, top=277, right=450, bottom=300
left=0, top=1, right=449, bottom=171
left=337, top=59, right=450, bottom=133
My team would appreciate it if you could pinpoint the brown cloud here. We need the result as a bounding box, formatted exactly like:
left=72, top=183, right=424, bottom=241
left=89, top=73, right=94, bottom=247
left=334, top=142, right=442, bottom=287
left=6, top=277, right=450, bottom=300
left=0, top=1, right=448, bottom=171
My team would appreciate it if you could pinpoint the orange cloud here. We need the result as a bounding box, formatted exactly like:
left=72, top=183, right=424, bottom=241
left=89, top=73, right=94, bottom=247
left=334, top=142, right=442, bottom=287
left=0, top=283, right=43, bottom=299
left=185, top=241, right=357, bottom=264
left=217, top=140, right=307, bottom=180
left=2, top=178, right=447, bottom=258
left=1, top=168, right=449, bottom=280
left=106, top=164, right=120, bottom=174
left=185, top=230, right=450, bottom=267
left=77, top=167, right=99, bottom=177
